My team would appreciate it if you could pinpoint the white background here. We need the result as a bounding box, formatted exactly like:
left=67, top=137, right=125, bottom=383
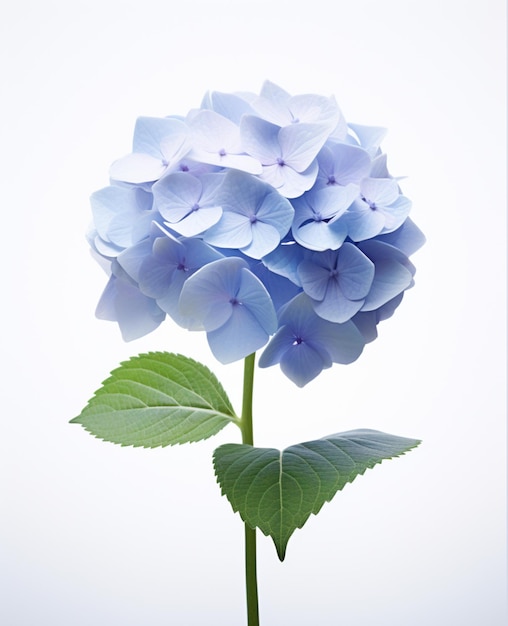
left=1, top=1, right=506, bottom=624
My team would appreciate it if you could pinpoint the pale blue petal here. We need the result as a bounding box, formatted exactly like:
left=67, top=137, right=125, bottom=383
left=279, top=123, right=329, bottom=172
left=370, top=153, right=390, bottom=178
left=280, top=342, right=330, bottom=387
left=109, top=153, right=167, bottom=184
left=206, top=304, right=270, bottom=364
left=297, top=259, right=331, bottom=301
left=241, top=221, right=280, bottom=259
left=289, top=94, right=340, bottom=128
left=204, top=211, right=253, bottom=248
left=240, top=115, right=281, bottom=163
left=316, top=320, right=365, bottom=364
left=250, top=262, right=302, bottom=312
left=117, top=239, right=154, bottom=282
left=262, top=243, right=305, bottom=286
left=257, top=325, right=297, bottom=367
left=132, top=117, right=189, bottom=157
left=235, top=267, right=278, bottom=334
left=96, top=273, right=165, bottom=341
left=260, top=160, right=318, bottom=198
left=189, top=109, right=241, bottom=152
left=259, top=80, right=291, bottom=106
left=360, top=258, right=413, bottom=311
left=337, top=243, right=375, bottom=300
left=153, top=172, right=203, bottom=219
left=348, top=123, right=387, bottom=155
left=217, top=170, right=267, bottom=215
left=178, top=257, right=248, bottom=331
left=345, top=199, right=387, bottom=241
left=361, top=177, right=399, bottom=206
left=316, top=142, right=371, bottom=187
left=312, top=280, right=364, bottom=323
left=376, top=217, right=426, bottom=255
left=168, top=206, right=222, bottom=237
left=293, top=219, right=347, bottom=251
left=380, top=195, right=412, bottom=232
left=201, top=91, right=255, bottom=124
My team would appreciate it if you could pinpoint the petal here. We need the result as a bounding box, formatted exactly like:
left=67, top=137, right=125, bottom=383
left=292, top=218, right=347, bottom=252
left=133, top=117, right=189, bottom=158
left=380, top=195, right=412, bottom=232
left=376, top=218, right=426, bottom=256
left=279, top=123, right=330, bottom=172
left=109, top=153, right=166, bottom=184
left=235, top=267, right=278, bottom=334
left=96, top=274, right=165, bottom=341
left=336, top=243, right=375, bottom=300
left=178, top=257, right=247, bottom=331
left=297, top=259, right=332, bottom=301
left=168, top=206, right=223, bottom=237
left=189, top=109, right=241, bottom=152
left=203, top=211, right=253, bottom=248
left=258, top=325, right=297, bottom=367
left=360, top=258, right=413, bottom=311
left=312, top=279, right=364, bottom=323
left=361, top=177, right=399, bottom=206
left=206, top=303, right=271, bottom=363
left=345, top=200, right=387, bottom=241
left=153, top=172, right=202, bottom=219
left=317, top=142, right=371, bottom=187
left=240, top=115, right=281, bottom=163
left=279, top=342, right=329, bottom=387
left=261, top=160, right=318, bottom=199
left=241, top=221, right=281, bottom=259
left=313, top=319, right=365, bottom=364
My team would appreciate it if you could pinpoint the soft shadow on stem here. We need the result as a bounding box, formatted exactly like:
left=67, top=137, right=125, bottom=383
left=241, top=353, right=259, bottom=626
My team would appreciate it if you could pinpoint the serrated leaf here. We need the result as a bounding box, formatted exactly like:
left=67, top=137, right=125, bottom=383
left=213, top=429, right=420, bottom=560
left=71, top=352, right=239, bottom=447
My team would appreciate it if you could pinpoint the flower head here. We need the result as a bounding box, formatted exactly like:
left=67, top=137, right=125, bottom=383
left=88, top=81, right=425, bottom=385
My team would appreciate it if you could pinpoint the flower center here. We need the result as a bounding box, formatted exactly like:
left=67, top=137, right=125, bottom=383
left=219, top=148, right=227, bottom=157
left=361, top=195, right=377, bottom=210
left=191, top=203, right=200, bottom=212
left=277, top=157, right=285, bottom=167
left=229, top=297, right=242, bottom=306
left=327, top=175, right=336, bottom=185
left=292, top=336, right=303, bottom=345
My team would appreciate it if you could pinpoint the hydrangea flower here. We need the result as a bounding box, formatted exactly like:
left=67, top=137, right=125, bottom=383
left=88, top=81, right=424, bottom=385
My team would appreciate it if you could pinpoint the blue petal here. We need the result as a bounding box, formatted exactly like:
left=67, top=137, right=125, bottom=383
left=235, top=267, right=278, bottom=334
left=279, top=123, right=333, bottom=172
left=312, top=280, right=364, bottom=323
left=133, top=117, right=189, bottom=157
left=201, top=90, right=255, bottom=124
left=178, top=257, right=248, bottom=331
left=376, top=218, right=426, bottom=256
left=280, top=342, right=330, bottom=387
left=206, top=303, right=271, bottom=364
left=316, top=142, right=371, bottom=187
left=336, top=243, right=375, bottom=300
left=240, top=115, right=281, bottom=163
left=96, top=272, right=165, bottom=341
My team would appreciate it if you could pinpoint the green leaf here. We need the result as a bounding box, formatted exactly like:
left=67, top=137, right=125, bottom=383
left=71, top=352, right=239, bottom=447
left=213, top=429, right=420, bottom=560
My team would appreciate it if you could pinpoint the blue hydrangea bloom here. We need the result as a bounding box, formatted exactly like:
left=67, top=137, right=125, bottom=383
left=88, top=81, right=425, bottom=385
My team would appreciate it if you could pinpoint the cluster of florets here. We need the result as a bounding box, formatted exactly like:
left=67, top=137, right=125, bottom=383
left=88, top=81, right=424, bottom=386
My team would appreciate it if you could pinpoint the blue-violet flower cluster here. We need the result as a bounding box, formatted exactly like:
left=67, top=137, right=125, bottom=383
left=88, top=81, right=425, bottom=386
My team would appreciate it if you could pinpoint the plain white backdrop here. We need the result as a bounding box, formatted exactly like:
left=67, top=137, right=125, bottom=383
left=1, top=1, right=506, bottom=624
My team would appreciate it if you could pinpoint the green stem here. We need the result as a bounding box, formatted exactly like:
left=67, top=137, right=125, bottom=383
left=241, top=353, right=259, bottom=626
